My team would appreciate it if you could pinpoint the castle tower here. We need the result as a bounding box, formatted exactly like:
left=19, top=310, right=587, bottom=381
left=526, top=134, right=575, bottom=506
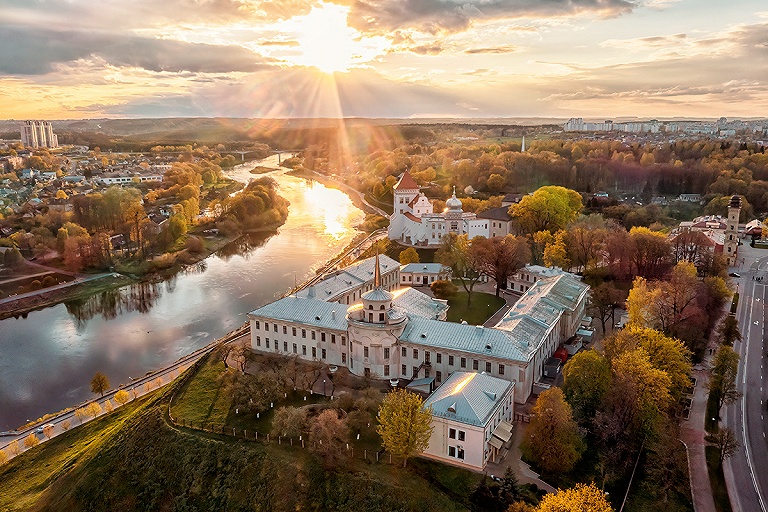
left=346, top=251, right=407, bottom=378
left=392, top=171, right=420, bottom=215
left=724, top=195, right=741, bottom=266
left=445, top=187, right=464, bottom=235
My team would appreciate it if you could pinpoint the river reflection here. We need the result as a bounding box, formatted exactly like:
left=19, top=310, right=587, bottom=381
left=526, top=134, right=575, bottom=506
left=0, top=157, right=364, bottom=429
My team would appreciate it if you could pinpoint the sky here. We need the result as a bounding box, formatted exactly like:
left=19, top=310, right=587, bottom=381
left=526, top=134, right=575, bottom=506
left=1, top=0, right=767, bottom=120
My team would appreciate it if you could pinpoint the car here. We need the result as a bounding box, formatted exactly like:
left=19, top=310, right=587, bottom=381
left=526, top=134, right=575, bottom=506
left=729, top=272, right=741, bottom=278
left=35, top=423, right=55, bottom=434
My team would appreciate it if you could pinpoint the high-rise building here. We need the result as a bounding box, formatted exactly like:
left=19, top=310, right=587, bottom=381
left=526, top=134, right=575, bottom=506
left=20, top=121, right=59, bottom=148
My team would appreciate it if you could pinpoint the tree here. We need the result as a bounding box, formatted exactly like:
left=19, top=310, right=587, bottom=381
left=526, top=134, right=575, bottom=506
left=566, top=215, right=611, bottom=273
left=7, top=440, right=20, bottom=456
left=271, top=406, right=307, bottom=438
left=90, top=372, right=110, bottom=397
left=104, top=399, right=114, bottom=413
left=0, top=449, right=7, bottom=465
left=377, top=388, right=434, bottom=467
left=399, top=247, right=420, bottom=264
left=562, top=351, right=611, bottom=423
left=509, top=185, right=583, bottom=236
left=708, top=428, right=739, bottom=468
left=589, top=282, right=625, bottom=335
left=628, top=227, right=672, bottom=279
left=718, top=315, right=742, bottom=346
left=61, top=420, right=71, bottom=431
left=472, top=235, right=531, bottom=297
left=42, top=424, right=54, bottom=439
left=24, top=433, right=40, bottom=449
left=309, top=409, right=349, bottom=469
left=430, top=279, right=458, bottom=299
left=87, top=401, right=102, bottom=418
left=535, top=483, right=613, bottom=512
left=521, top=388, right=583, bottom=473
left=436, top=233, right=485, bottom=306
left=75, top=407, right=88, bottom=424
left=543, top=230, right=570, bottom=270
left=114, top=389, right=130, bottom=406
left=707, top=345, right=741, bottom=416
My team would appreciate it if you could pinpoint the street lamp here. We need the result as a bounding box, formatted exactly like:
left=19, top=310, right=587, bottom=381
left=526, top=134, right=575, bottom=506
left=323, top=379, right=326, bottom=396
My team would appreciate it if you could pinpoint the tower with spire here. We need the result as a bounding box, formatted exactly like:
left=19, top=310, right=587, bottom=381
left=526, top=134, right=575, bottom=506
left=724, top=194, right=741, bottom=266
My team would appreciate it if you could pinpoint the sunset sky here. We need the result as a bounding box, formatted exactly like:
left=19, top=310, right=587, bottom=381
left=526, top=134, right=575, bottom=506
left=1, top=0, right=766, bottom=119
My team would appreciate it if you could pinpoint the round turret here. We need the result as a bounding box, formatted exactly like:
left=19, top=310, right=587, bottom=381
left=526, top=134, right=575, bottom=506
left=729, top=195, right=742, bottom=208
left=446, top=188, right=463, bottom=211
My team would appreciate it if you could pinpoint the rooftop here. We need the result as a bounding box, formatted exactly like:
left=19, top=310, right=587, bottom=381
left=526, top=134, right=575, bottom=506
left=476, top=206, right=513, bottom=222
left=394, top=171, right=419, bottom=191
left=391, top=287, right=448, bottom=320
left=296, top=255, right=399, bottom=302
left=423, top=372, right=513, bottom=427
left=401, top=263, right=448, bottom=274
left=247, top=296, right=347, bottom=331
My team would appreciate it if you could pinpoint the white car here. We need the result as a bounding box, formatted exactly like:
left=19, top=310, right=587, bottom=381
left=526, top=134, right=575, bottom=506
left=35, top=423, right=55, bottom=434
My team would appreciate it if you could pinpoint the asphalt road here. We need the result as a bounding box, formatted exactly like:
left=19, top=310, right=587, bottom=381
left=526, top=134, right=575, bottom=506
left=725, top=252, right=768, bottom=512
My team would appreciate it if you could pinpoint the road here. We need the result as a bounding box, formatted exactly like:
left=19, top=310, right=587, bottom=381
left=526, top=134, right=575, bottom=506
left=724, top=250, right=768, bottom=512
left=0, top=325, right=250, bottom=460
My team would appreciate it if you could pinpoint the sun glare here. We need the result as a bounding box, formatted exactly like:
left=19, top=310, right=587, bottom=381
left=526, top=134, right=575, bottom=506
left=288, top=3, right=388, bottom=73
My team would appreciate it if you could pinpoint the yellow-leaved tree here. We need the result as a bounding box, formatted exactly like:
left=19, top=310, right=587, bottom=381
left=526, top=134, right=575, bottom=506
left=536, top=483, right=613, bottom=512
left=521, top=387, right=583, bottom=473
left=377, top=389, right=433, bottom=468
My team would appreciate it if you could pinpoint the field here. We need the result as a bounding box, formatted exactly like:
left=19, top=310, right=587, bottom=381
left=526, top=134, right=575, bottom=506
left=446, top=290, right=506, bottom=325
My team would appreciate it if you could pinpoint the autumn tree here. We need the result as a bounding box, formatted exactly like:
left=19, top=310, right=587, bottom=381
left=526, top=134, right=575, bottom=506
left=535, top=483, right=613, bottom=512
left=510, top=185, right=583, bottom=236
left=43, top=424, right=54, bottom=440
left=61, top=420, right=71, bottom=431
left=471, top=234, right=531, bottom=297
left=75, top=407, right=88, bottom=424
left=643, top=420, right=690, bottom=504
left=430, top=279, right=458, bottom=299
left=0, top=449, right=7, bottom=465
left=521, top=387, right=583, bottom=473
left=566, top=215, right=612, bottom=273
left=588, top=282, right=626, bottom=335
left=90, top=371, right=110, bottom=397
left=562, top=351, right=611, bottom=424
left=309, top=409, right=349, bottom=469
left=377, top=388, right=434, bottom=467
left=707, top=345, right=741, bottom=417
left=718, top=315, right=742, bottom=346
left=114, top=389, right=130, bottom=406
left=436, top=233, right=485, bottom=306
left=7, top=440, right=20, bottom=456
left=271, top=406, right=307, bottom=438
left=24, top=433, right=40, bottom=448
left=628, top=227, right=672, bottom=279
left=543, top=230, right=570, bottom=270
left=399, top=247, right=420, bottom=264
left=708, top=428, right=739, bottom=468
left=87, top=401, right=102, bottom=419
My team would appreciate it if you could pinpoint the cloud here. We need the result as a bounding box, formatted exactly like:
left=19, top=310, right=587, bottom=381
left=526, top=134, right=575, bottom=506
left=346, top=0, right=637, bottom=35
left=464, top=45, right=516, bottom=54
left=0, top=26, right=273, bottom=75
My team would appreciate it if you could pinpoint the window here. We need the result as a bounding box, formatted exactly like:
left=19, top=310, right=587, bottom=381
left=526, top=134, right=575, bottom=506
left=499, top=364, right=505, bottom=376
left=402, top=347, right=407, bottom=357
left=331, top=334, right=336, bottom=344
left=425, top=351, right=431, bottom=363
left=341, top=336, right=346, bottom=345
left=266, top=338, right=270, bottom=348
left=369, top=313, right=373, bottom=322
left=379, top=313, right=385, bottom=321
left=436, top=353, right=442, bottom=364
left=473, top=360, right=479, bottom=371
left=449, top=355, right=454, bottom=366
left=301, top=329, right=306, bottom=338
left=413, top=348, right=418, bottom=359
left=254, top=321, right=260, bottom=329
left=402, top=364, right=407, bottom=375
left=436, top=370, right=442, bottom=382
left=460, top=357, right=466, bottom=368
left=311, top=331, right=316, bottom=340
left=274, top=324, right=278, bottom=333
left=457, top=448, right=465, bottom=460
left=321, top=332, right=326, bottom=342
left=384, top=365, right=390, bottom=376
left=458, top=430, right=465, bottom=442
left=342, top=353, right=347, bottom=363
left=292, top=327, right=297, bottom=336
left=283, top=341, right=288, bottom=352
left=264, top=322, right=269, bottom=331
left=364, top=347, right=369, bottom=358
left=384, top=348, right=390, bottom=359
left=424, top=368, right=430, bottom=378
left=292, top=343, right=296, bottom=354
left=486, top=362, right=492, bottom=373
left=449, top=428, right=456, bottom=439
left=256, top=336, right=261, bottom=347
left=322, top=349, right=326, bottom=359
left=448, top=446, right=456, bottom=457
left=413, top=366, right=418, bottom=376
left=283, top=326, right=287, bottom=334
left=311, top=347, right=315, bottom=357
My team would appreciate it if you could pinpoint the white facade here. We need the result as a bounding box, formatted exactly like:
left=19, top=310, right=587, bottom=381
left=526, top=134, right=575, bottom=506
left=99, top=175, right=162, bottom=185
left=400, top=263, right=451, bottom=287
left=20, top=121, right=58, bottom=148
left=507, top=265, right=578, bottom=294
left=422, top=372, right=515, bottom=471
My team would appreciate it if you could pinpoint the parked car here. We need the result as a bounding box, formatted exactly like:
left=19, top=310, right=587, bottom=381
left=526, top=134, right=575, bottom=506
left=35, top=423, right=55, bottom=434
left=729, top=272, right=741, bottom=278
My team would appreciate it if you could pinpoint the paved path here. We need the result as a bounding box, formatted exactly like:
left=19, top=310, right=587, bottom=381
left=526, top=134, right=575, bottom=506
left=0, top=272, right=116, bottom=306
left=681, top=367, right=717, bottom=512
left=0, top=326, right=249, bottom=461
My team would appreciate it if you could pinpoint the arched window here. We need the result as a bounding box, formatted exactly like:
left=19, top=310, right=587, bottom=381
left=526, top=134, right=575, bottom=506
left=369, top=305, right=373, bottom=310
left=380, top=305, right=385, bottom=310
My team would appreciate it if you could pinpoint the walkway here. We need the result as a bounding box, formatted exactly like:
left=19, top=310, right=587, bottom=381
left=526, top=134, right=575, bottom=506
left=0, top=272, right=116, bottom=306
left=485, top=419, right=556, bottom=493
left=680, top=367, right=717, bottom=512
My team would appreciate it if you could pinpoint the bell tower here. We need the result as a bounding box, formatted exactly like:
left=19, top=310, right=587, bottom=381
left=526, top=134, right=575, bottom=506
left=724, top=195, right=741, bottom=267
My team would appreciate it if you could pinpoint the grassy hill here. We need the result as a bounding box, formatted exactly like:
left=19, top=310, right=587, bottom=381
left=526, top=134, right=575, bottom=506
left=0, top=366, right=479, bottom=512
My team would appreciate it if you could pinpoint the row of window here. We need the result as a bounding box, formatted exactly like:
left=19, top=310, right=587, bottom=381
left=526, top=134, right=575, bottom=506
left=253, top=321, right=345, bottom=345
left=401, top=347, right=506, bottom=375
left=254, top=336, right=345, bottom=363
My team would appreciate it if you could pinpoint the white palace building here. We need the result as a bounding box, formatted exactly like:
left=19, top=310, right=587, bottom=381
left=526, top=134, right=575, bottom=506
left=248, top=253, right=589, bottom=405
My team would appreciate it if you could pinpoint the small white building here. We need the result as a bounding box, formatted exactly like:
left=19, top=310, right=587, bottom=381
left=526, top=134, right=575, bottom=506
left=422, top=372, right=515, bottom=471
left=507, top=265, right=578, bottom=294
left=400, top=263, right=451, bottom=287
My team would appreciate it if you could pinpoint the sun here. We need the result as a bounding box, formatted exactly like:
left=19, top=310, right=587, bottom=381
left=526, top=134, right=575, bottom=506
left=288, top=3, right=388, bottom=73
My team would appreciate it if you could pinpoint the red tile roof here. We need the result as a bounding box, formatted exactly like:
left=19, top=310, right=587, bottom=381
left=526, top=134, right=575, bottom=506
left=394, top=171, right=419, bottom=190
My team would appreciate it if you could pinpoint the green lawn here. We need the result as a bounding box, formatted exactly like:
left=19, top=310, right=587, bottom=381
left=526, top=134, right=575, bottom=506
left=706, top=446, right=733, bottom=512
left=446, top=289, right=506, bottom=325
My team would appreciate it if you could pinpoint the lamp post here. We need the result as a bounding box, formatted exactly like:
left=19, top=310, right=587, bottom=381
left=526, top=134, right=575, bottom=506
left=323, top=379, right=326, bottom=396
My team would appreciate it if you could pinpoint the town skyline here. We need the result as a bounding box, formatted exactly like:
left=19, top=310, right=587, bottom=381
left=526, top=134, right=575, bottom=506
left=1, top=0, right=767, bottom=119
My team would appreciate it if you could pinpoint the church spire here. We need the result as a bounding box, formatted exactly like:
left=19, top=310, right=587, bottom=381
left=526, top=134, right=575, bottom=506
left=374, top=247, right=381, bottom=288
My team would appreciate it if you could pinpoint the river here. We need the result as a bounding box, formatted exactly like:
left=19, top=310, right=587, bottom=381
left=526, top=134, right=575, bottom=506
left=0, top=155, right=365, bottom=430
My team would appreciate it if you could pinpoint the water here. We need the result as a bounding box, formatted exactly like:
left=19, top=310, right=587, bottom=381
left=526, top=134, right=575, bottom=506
left=0, top=156, right=365, bottom=429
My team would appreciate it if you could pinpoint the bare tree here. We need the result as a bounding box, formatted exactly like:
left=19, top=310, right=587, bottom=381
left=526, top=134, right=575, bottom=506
left=309, top=409, right=350, bottom=469
left=708, top=428, right=739, bottom=468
